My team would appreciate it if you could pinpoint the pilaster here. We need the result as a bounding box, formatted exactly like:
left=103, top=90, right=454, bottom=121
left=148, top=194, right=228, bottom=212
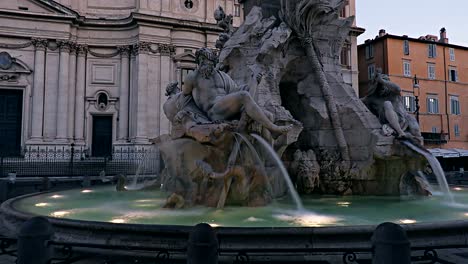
left=67, top=43, right=77, bottom=140
left=56, top=41, right=71, bottom=142
left=74, top=44, right=88, bottom=144
left=118, top=46, right=131, bottom=142
left=29, top=38, right=48, bottom=142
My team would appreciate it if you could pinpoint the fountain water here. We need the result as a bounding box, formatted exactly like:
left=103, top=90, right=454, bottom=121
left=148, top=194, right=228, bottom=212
left=233, top=133, right=273, bottom=195
left=402, top=140, right=454, bottom=203
left=251, top=134, right=304, bottom=211
left=416, top=171, right=435, bottom=195
left=126, top=147, right=161, bottom=191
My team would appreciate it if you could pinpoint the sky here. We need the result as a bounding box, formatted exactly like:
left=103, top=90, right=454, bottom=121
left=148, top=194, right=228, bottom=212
left=356, top=0, right=468, bottom=46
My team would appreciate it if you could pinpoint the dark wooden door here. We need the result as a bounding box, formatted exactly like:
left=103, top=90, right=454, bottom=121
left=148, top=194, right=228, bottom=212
left=92, top=116, right=113, bottom=157
left=0, top=89, right=23, bottom=156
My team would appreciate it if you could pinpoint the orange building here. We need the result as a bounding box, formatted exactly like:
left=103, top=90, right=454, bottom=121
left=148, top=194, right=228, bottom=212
left=358, top=29, right=468, bottom=169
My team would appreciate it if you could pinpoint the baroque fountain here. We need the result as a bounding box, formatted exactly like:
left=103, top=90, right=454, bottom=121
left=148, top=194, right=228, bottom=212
left=2, top=0, right=468, bottom=260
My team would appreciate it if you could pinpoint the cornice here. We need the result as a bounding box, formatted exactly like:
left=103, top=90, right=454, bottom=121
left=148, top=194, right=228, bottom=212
left=131, top=13, right=223, bottom=32
left=350, top=26, right=365, bottom=37
left=0, top=9, right=223, bottom=33
left=359, top=34, right=468, bottom=51
left=34, top=0, right=80, bottom=16
left=0, top=9, right=76, bottom=21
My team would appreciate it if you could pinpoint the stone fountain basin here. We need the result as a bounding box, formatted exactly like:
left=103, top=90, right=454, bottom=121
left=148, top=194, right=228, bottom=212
left=2, top=189, right=468, bottom=259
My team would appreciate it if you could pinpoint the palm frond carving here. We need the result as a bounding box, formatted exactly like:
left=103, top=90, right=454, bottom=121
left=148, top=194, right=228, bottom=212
left=280, top=0, right=351, bottom=168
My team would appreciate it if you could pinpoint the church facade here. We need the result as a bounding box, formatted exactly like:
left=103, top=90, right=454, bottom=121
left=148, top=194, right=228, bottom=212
left=0, top=0, right=243, bottom=156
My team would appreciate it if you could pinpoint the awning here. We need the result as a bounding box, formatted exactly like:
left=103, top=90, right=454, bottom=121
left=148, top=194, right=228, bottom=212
left=454, top=149, right=468, bottom=157
left=428, top=148, right=468, bottom=158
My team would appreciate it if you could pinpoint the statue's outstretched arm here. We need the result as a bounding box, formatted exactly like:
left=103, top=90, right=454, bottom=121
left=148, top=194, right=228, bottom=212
left=183, top=71, right=195, bottom=95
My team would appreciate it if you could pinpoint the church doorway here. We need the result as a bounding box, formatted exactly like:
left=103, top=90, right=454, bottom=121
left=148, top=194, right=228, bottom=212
left=0, top=89, right=23, bottom=156
left=91, top=116, right=113, bottom=157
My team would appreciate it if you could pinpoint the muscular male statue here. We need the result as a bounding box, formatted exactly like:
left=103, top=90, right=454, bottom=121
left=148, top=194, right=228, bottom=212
left=362, top=69, right=423, bottom=144
left=183, top=48, right=292, bottom=134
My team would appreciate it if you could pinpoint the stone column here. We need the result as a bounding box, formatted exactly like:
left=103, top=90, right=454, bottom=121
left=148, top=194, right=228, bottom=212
left=30, top=39, right=48, bottom=142
left=118, top=46, right=131, bottom=142
left=134, top=42, right=150, bottom=143
left=74, top=45, right=87, bottom=144
left=158, top=44, right=174, bottom=135
left=56, top=41, right=71, bottom=142
left=67, top=44, right=77, bottom=141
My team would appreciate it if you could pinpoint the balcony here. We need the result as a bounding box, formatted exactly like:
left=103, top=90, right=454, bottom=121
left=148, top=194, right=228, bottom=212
left=422, top=132, right=448, bottom=145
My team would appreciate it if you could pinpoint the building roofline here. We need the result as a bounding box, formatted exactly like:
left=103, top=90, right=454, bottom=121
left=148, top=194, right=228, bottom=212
left=358, top=34, right=468, bottom=51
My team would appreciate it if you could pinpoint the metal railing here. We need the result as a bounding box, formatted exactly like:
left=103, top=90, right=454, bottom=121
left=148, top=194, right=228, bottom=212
left=0, top=235, right=464, bottom=264
left=0, top=146, right=161, bottom=178
left=1, top=220, right=467, bottom=264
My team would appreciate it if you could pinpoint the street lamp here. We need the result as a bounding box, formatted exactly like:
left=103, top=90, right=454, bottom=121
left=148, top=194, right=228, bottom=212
left=413, top=75, right=420, bottom=123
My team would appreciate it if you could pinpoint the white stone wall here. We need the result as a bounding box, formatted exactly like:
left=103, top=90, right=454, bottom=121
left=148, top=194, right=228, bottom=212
left=0, top=0, right=242, bottom=155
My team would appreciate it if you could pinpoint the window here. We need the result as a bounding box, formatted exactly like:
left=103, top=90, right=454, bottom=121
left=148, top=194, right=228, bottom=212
left=365, top=44, right=374, bottom=59
left=449, top=48, right=455, bottom=61
left=431, top=127, right=438, bottom=133
left=427, top=64, right=436, bottom=80
left=449, top=67, right=458, bottom=82
left=368, top=64, right=375, bottom=80
left=339, top=6, right=346, bottom=18
left=450, top=96, right=461, bottom=115
left=403, top=95, right=416, bottom=112
left=427, top=96, right=439, bottom=114
left=428, top=44, right=437, bottom=58
left=403, top=61, right=411, bottom=77
left=340, top=42, right=351, bottom=67
left=180, top=68, right=194, bottom=85
left=454, top=124, right=460, bottom=137
left=234, top=4, right=241, bottom=17
left=403, top=40, right=410, bottom=55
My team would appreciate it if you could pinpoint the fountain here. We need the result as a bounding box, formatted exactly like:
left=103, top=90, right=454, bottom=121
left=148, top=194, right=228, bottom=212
left=1, top=0, right=466, bottom=260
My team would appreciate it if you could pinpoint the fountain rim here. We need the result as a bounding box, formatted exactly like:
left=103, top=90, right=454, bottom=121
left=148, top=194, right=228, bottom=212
left=3, top=191, right=468, bottom=236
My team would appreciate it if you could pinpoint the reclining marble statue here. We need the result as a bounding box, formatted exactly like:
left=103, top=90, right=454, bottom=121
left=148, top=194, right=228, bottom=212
left=159, top=48, right=294, bottom=208
left=362, top=69, right=424, bottom=146
left=183, top=48, right=292, bottom=135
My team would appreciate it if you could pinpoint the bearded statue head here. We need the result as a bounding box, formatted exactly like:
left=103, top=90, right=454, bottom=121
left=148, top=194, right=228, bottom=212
left=195, top=48, right=218, bottom=79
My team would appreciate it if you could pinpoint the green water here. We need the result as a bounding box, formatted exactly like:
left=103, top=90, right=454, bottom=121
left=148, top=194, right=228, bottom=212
left=14, top=186, right=468, bottom=227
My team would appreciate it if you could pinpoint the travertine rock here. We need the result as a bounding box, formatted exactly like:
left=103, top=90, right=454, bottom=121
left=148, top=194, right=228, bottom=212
left=217, top=2, right=427, bottom=195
